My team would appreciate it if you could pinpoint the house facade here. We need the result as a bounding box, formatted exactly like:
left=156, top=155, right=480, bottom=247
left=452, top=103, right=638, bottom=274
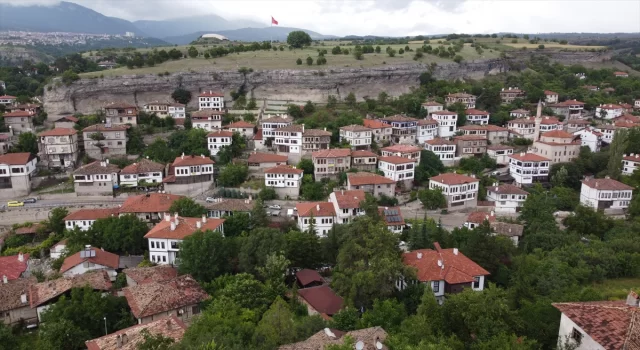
left=73, top=160, right=120, bottom=196
left=500, top=87, right=526, bottom=104
left=378, top=156, right=416, bottom=190
left=224, top=121, right=255, bottom=138
left=264, top=165, right=303, bottom=199
left=346, top=172, right=395, bottom=198
left=429, top=173, right=479, bottom=210
left=247, top=152, right=288, bottom=174
left=2, top=111, right=35, bottom=134
left=163, top=155, right=215, bottom=195
left=103, top=102, right=138, bottom=126
left=381, top=145, right=421, bottom=164
left=573, top=128, right=603, bottom=153
left=509, top=109, right=530, bottom=119
left=296, top=202, right=336, bottom=237
left=422, top=101, right=444, bottom=115
left=579, top=178, right=633, bottom=211
left=273, top=125, right=303, bottom=154
left=416, top=119, right=438, bottom=144
left=350, top=150, right=378, bottom=172
left=207, top=130, right=233, bottom=156
left=0, top=153, right=37, bottom=198
left=363, top=119, right=393, bottom=143
left=198, top=91, right=224, bottom=111
left=380, top=115, right=418, bottom=145
left=119, top=159, right=165, bottom=187
left=82, top=124, right=128, bottom=159
left=424, top=138, right=456, bottom=166
left=508, top=152, right=551, bottom=186
left=454, top=135, right=488, bottom=158
left=204, top=198, right=253, bottom=218
left=431, top=111, right=458, bottom=138
left=486, top=184, right=528, bottom=213
left=465, top=109, right=490, bottom=125
left=339, top=125, right=372, bottom=150
left=118, top=193, right=183, bottom=223
left=549, top=100, right=585, bottom=119
left=487, top=145, right=515, bottom=165
left=302, top=129, right=331, bottom=153
left=329, top=190, right=366, bottom=225
left=312, top=149, right=351, bottom=180
left=622, top=154, right=640, bottom=175
left=191, top=110, right=223, bottom=130
left=544, top=90, right=559, bottom=104
left=64, top=208, right=117, bottom=231
left=459, top=125, right=510, bottom=144
left=60, top=246, right=119, bottom=280
left=0, top=277, right=37, bottom=326
left=595, top=104, right=624, bottom=120
left=445, top=93, right=476, bottom=108
left=531, top=130, right=581, bottom=164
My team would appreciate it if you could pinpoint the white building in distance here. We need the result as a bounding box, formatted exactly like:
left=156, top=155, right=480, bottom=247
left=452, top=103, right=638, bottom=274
left=579, top=177, right=633, bottom=211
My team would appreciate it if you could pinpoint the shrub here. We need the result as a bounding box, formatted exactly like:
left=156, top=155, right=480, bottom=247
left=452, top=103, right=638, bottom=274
left=296, top=58, right=302, bottom=65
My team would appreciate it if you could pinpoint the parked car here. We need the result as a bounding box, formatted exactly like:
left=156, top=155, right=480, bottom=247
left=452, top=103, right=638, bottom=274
left=23, top=198, right=37, bottom=204
left=7, top=201, right=24, bottom=207
left=490, top=171, right=501, bottom=176
left=205, top=197, right=215, bottom=203
left=269, top=205, right=282, bottom=210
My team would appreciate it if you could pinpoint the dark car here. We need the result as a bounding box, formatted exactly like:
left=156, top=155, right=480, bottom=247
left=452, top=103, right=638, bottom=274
left=23, top=198, right=37, bottom=204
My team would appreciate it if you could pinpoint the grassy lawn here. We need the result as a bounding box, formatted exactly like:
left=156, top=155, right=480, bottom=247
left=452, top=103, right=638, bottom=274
left=591, top=278, right=640, bottom=300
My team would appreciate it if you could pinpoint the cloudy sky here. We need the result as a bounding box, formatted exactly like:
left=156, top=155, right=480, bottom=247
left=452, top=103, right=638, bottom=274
left=4, top=0, right=640, bottom=36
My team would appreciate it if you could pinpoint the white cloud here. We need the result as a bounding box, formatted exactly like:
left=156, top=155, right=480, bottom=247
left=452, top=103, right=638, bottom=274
left=1, top=0, right=639, bottom=35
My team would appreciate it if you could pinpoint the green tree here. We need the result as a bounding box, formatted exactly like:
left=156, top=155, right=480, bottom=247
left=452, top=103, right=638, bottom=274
left=345, top=92, right=357, bottom=107
left=359, top=298, right=407, bottom=333
left=0, top=322, right=17, bottom=350
left=284, top=230, right=322, bottom=269
left=306, top=56, right=313, bottom=65
left=296, top=58, right=302, bottom=65
left=207, top=273, right=273, bottom=314
left=12, top=132, right=38, bottom=154
left=607, top=128, right=629, bottom=179
left=83, top=214, right=149, bottom=255
left=375, top=46, right=381, bottom=53
left=239, top=227, right=285, bottom=275
left=169, top=197, right=207, bottom=217
left=144, top=138, right=176, bottom=163
left=329, top=308, right=360, bottom=331
left=222, top=212, right=251, bottom=237
left=137, top=329, right=176, bottom=350
left=61, top=69, right=80, bottom=85
left=250, top=199, right=269, bottom=229
left=126, top=127, right=145, bottom=154
left=287, top=31, right=312, bottom=48
left=327, top=95, right=338, bottom=109
left=247, top=97, right=257, bottom=110
left=418, top=188, right=447, bottom=210
left=415, top=151, right=445, bottom=185
left=218, top=164, right=249, bottom=187
left=304, top=101, right=316, bottom=114
left=297, top=159, right=314, bottom=178
left=48, top=207, right=69, bottom=235
left=171, top=88, right=192, bottom=104
left=178, top=229, right=235, bottom=282
left=332, top=217, right=412, bottom=308
left=253, top=298, right=296, bottom=349
left=188, top=46, right=199, bottom=58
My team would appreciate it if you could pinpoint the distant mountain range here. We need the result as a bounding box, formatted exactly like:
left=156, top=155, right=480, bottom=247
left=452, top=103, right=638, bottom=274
left=0, top=1, right=336, bottom=44
left=164, top=27, right=338, bottom=45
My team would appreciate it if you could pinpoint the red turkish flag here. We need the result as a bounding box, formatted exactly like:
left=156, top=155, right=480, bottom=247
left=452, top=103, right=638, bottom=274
left=271, top=16, right=278, bottom=25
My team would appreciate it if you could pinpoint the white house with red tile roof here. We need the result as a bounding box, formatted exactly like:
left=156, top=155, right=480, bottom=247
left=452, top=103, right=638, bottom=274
left=486, top=145, right=514, bottom=165
left=445, top=93, right=476, bottom=108
left=329, top=190, right=366, bottom=224
left=37, top=128, right=79, bottom=168
left=421, top=101, right=444, bottom=115
left=118, top=193, right=183, bottom=223
left=580, top=177, right=633, bottom=210
left=0, top=95, right=16, bottom=105
left=295, top=202, right=336, bottom=237
left=64, top=207, right=118, bottom=231
left=207, top=130, right=233, bottom=156
left=190, top=110, right=223, bottom=130
left=400, top=242, right=489, bottom=302
left=0, top=152, right=37, bottom=198
left=553, top=295, right=640, bottom=350
left=507, top=117, right=536, bottom=139
left=50, top=239, right=68, bottom=259
left=464, top=211, right=496, bottom=229
left=198, top=90, right=224, bottom=111
left=363, top=119, right=392, bottom=143
left=544, top=90, right=559, bottom=104
left=459, top=124, right=509, bottom=144
left=380, top=115, right=419, bottom=145
left=532, top=130, right=581, bottom=164
left=339, top=125, right=372, bottom=150
left=223, top=120, right=255, bottom=138
left=464, top=109, right=490, bottom=125
left=635, top=99, right=640, bottom=109
left=312, top=149, right=351, bottom=180
left=378, top=156, right=417, bottom=189
left=416, top=118, right=438, bottom=144
left=119, top=159, right=165, bottom=187
left=424, top=138, right=456, bottom=166
left=429, top=173, right=479, bottom=210
left=595, top=104, right=624, bottom=120
left=573, top=127, right=603, bottom=152
left=486, top=184, right=529, bottom=213
left=145, top=214, right=225, bottom=265
left=247, top=152, right=288, bottom=173
left=350, top=150, right=378, bottom=172
left=264, top=165, right=303, bottom=199
left=273, top=124, right=304, bottom=155
left=60, top=245, right=119, bottom=279
left=346, top=172, right=395, bottom=198
left=164, top=154, right=215, bottom=193
left=431, top=111, right=458, bottom=138
left=614, top=71, right=629, bottom=78
left=549, top=100, right=585, bottom=119
left=508, top=152, right=551, bottom=186
left=2, top=110, right=35, bottom=134
left=622, top=154, right=640, bottom=176
left=509, top=109, right=530, bottom=119
left=379, top=207, right=405, bottom=233
left=381, top=144, right=422, bottom=164
left=500, top=87, right=526, bottom=104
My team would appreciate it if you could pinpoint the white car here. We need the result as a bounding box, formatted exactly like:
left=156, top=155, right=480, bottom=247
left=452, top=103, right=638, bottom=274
left=268, top=205, right=281, bottom=210
left=205, top=197, right=215, bottom=203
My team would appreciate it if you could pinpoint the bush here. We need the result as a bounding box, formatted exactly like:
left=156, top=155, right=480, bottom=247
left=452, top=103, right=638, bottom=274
left=259, top=187, right=277, bottom=201
left=296, top=58, right=302, bottom=65
left=306, top=57, right=313, bottom=65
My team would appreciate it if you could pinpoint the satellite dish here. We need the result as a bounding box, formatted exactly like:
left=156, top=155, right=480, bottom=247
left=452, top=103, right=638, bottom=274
left=356, top=341, right=365, bottom=350
left=376, top=341, right=383, bottom=349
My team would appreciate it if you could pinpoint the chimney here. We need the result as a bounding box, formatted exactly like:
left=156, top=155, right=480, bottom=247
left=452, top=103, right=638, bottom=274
left=106, top=159, right=109, bottom=164
left=20, top=294, right=27, bottom=304
left=201, top=154, right=205, bottom=158
left=165, top=215, right=171, bottom=222
left=18, top=252, right=24, bottom=262
left=520, top=152, right=525, bottom=157
left=181, top=152, right=184, bottom=159
left=626, top=291, right=640, bottom=307
left=453, top=248, right=459, bottom=255
left=417, top=252, right=423, bottom=259
left=490, top=210, right=495, bottom=217
left=316, top=204, right=320, bottom=211
left=196, top=221, right=202, bottom=229
left=2, top=275, right=6, bottom=284
left=100, top=161, right=106, bottom=167
left=341, top=189, right=344, bottom=195
left=117, top=335, right=122, bottom=348
left=202, top=215, right=207, bottom=223
left=170, top=222, right=176, bottom=231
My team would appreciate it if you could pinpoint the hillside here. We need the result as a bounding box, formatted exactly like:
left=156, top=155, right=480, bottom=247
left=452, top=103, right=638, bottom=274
left=134, top=15, right=264, bottom=39
left=0, top=1, right=142, bottom=35
left=165, top=27, right=338, bottom=45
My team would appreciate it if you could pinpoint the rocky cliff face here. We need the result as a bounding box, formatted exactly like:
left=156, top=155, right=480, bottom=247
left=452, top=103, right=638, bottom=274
left=43, top=50, right=613, bottom=115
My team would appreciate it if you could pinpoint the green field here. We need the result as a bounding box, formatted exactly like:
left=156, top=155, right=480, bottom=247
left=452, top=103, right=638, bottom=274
left=80, top=41, right=502, bottom=77
left=591, top=278, right=640, bottom=300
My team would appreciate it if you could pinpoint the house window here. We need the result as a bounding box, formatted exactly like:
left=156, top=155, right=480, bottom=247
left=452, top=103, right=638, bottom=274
left=192, top=305, right=201, bottom=315
left=161, top=242, right=165, bottom=249
left=473, top=277, right=481, bottom=289
left=571, top=328, right=582, bottom=345
left=432, top=281, right=440, bottom=293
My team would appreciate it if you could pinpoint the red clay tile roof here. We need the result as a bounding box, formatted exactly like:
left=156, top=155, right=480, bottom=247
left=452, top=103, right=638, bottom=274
left=123, top=275, right=209, bottom=319
left=465, top=109, right=489, bottom=115
left=0, top=277, right=35, bottom=312
left=487, top=184, right=528, bottom=195
left=459, top=125, right=508, bottom=132
left=277, top=124, right=304, bottom=133
left=304, top=129, right=332, bottom=137
left=0, top=152, right=34, bottom=165
left=432, top=111, right=458, bottom=116
left=381, top=115, right=418, bottom=122
left=29, top=271, right=112, bottom=307
left=312, top=149, right=351, bottom=158
left=172, top=154, right=215, bottom=167
left=265, top=164, right=303, bottom=175
left=191, top=110, right=225, bottom=119
left=403, top=244, right=489, bottom=284
left=247, top=152, right=288, bottom=164
left=207, top=130, right=234, bottom=137
left=74, top=160, right=120, bottom=175
left=544, top=90, right=558, bottom=95
left=198, top=91, right=224, bottom=97
left=261, top=116, right=292, bottom=124
left=297, top=285, right=344, bottom=315
left=350, top=150, right=378, bottom=158
left=296, top=202, right=336, bottom=217
left=104, top=102, right=137, bottom=109
left=38, top=128, right=77, bottom=137
left=599, top=104, right=623, bottom=110
left=551, top=99, right=585, bottom=107
left=541, top=130, right=574, bottom=138
left=85, top=315, right=187, bottom=350
left=454, top=135, right=488, bottom=141
left=144, top=216, right=225, bottom=240
left=623, top=154, right=640, bottom=162
left=582, top=178, right=633, bottom=191
left=296, top=269, right=324, bottom=287
left=0, top=95, right=16, bottom=99
left=332, top=190, right=366, bottom=209
left=347, top=172, right=395, bottom=186
left=508, top=118, right=535, bottom=125
left=447, top=92, right=476, bottom=98
left=539, top=116, right=562, bottom=125
left=614, top=71, right=629, bottom=75
left=417, top=118, right=438, bottom=125
left=60, top=248, right=120, bottom=273
left=553, top=301, right=640, bottom=350
left=466, top=211, right=496, bottom=224
left=0, top=254, right=29, bottom=281
left=340, top=125, right=371, bottom=132
left=120, top=159, right=165, bottom=174
left=429, top=173, right=479, bottom=185
left=378, top=156, right=416, bottom=165
left=509, top=153, right=550, bottom=162
left=363, top=119, right=391, bottom=129
left=119, top=193, right=183, bottom=214
left=381, top=145, right=422, bottom=153
left=279, top=327, right=388, bottom=350
left=64, top=208, right=118, bottom=221
left=510, top=109, right=530, bottom=114
left=224, top=121, right=255, bottom=128
left=82, top=124, right=130, bottom=132
left=15, top=223, right=46, bottom=235
left=2, top=111, right=34, bottom=118
left=122, top=266, right=178, bottom=285
left=254, top=128, right=263, bottom=140
left=422, top=101, right=443, bottom=106
left=425, top=138, right=455, bottom=146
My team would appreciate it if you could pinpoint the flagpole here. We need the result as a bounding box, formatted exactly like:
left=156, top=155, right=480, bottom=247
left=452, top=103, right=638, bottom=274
left=270, top=15, right=272, bottom=45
